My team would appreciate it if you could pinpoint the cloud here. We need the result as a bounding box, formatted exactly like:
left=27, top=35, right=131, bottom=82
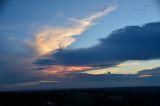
left=2, top=72, right=160, bottom=91
left=0, top=35, right=42, bottom=85
left=116, top=62, right=140, bottom=67
left=0, top=5, right=117, bottom=89
left=138, top=74, right=152, bottom=78
left=34, top=6, right=117, bottom=55
left=0, top=80, right=59, bottom=91
left=85, top=60, right=160, bottom=75
left=5, top=80, right=59, bottom=87
left=40, top=65, right=93, bottom=76
left=35, top=22, right=160, bottom=68
left=137, top=67, right=160, bottom=76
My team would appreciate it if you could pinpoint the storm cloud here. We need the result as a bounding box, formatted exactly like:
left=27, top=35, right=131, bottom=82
left=35, top=22, right=160, bottom=67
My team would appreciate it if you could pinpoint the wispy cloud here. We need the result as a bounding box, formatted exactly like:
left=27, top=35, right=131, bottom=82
left=138, top=74, right=152, bottom=78
left=34, top=6, right=117, bottom=55
left=41, top=65, right=93, bottom=76
left=2, top=80, right=59, bottom=89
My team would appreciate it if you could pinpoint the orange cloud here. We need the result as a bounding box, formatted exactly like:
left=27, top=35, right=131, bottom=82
left=35, top=6, right=117, bottom=55
left=41, top=65, right=92, bottom=75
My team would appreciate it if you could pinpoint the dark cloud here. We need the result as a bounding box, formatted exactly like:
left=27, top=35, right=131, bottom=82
left=0, top=35, right=41, bottom=85
left=2, top=73, right=160, bottom=91
left=61, top=73, right=138, bottom=82
left=0, top=34, right=34, bottom=57
left=137, top=67, right=160, bottom=76
left=35, top=22, right=160, bottom=67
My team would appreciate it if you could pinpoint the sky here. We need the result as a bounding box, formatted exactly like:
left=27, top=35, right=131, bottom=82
left=0, top=0, right=160, bottom=91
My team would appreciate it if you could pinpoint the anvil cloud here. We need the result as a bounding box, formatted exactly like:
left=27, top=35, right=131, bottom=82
left=35, top=22, right=160, bottom=67
left=35, top=6, right=116, bottom=55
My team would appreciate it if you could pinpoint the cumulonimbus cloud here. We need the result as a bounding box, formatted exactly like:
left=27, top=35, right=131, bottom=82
left=35, top=22, right=160, bottom=67
left=34, top=6, right=117, bottom=55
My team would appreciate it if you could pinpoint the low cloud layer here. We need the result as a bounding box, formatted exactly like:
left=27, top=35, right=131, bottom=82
left=2, top=71, right=160, bottom=91
left=137, top=67, right=160, bottom=76
left=35, top=22, right=160, bottom=67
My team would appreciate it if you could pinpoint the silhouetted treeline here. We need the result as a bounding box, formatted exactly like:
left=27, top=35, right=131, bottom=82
left=1, top=87, right=160, bottom=106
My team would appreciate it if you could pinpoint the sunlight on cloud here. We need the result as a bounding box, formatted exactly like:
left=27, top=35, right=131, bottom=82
left=84, top=60, right=160, bottom=75
left=84, top=68, right=119, bottom=75
left=116, top=62, right=140, bottom=67
left=35, top=6, right=117, bottom=55
left=41, top=65, right=93, bottom=75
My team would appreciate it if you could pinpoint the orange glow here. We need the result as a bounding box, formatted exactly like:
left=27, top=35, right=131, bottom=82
left=41, top=65, right=93, bottom=75
left=35, top=6, right=116, bottom=55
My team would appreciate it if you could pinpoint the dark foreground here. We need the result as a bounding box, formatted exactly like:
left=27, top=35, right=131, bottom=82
left=1, top=87, right=160, bottom=106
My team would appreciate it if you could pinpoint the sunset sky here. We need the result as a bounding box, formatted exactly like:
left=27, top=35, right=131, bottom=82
left=0, top=0, right=160, bottom=91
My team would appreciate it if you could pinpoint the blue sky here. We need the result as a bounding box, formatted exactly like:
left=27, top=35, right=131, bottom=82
left=0, top=0, right=160, bottom=91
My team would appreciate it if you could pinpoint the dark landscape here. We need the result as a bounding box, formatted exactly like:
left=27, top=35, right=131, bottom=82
left=1, top=86, right=160, bottom=106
